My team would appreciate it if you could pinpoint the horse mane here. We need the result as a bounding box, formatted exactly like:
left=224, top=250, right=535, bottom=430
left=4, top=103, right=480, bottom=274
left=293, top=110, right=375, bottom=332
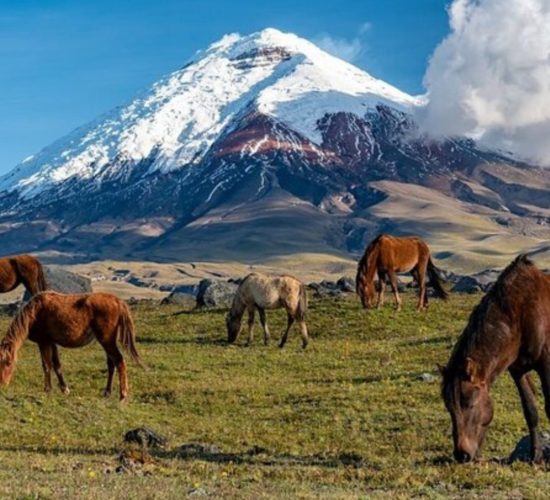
left=356, top=234, right=384, bottom=302
left=0, top=296, right=41, bottom=362
left=446, top=254, right=539, bottom=372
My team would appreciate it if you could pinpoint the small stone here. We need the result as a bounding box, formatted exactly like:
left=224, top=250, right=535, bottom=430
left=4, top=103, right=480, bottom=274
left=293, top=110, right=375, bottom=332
left=417, top=372, right=436, bottom=383
left=509, top=430, right=550, bottom=463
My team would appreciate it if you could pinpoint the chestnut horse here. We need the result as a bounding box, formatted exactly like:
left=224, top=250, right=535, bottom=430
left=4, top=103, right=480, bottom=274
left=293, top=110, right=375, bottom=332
left=356, top=234, right=448, bottom=311
left=0, top=254, right=47, bottom=296
left=227, top=273, right=309, bottom=349
left=0, top=291, right=142, bottom=401
left=440, top=255, right=550, bottom=463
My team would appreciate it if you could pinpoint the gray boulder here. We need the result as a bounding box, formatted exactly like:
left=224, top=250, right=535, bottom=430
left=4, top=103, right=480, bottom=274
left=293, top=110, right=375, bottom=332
left=308, top=276, right=356, bottom=298
left=509, top=431, right=550, bottom=463
left=196, top=279, right=238, bottom=308
left=170, top=284, right=199, bottom=295
left=24, top=266, right=92, bottom=301
left=337, top=276, right=355, bottom=293
left=451, top=276, right=484, bottom=294
left=451, top=269, right=499, bottom=294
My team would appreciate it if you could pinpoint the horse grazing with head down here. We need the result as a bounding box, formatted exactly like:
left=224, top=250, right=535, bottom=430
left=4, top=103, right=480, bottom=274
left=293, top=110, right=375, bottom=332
left=227, top=273, right=309, bottom=349
left=0, top=291, right=142, bottom=401
left=440, top=255, right=550, bottom=463
left=356, top=234, right=448, bottom=311
left=0, top=254, right=47, bottom=297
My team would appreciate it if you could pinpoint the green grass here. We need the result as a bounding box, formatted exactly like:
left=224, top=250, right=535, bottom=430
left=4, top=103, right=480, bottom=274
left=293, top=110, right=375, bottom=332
left=0, top=293, right=549, bottom=498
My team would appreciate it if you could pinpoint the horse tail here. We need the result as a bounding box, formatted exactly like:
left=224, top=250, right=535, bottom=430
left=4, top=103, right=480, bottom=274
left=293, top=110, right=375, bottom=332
left=427, top=257, right=449, bottom=300
left=296, top=283, right=308, bottom=321
left=356, top=236, right=381, bottom=308
left=117, top=300, right=144, bottom=367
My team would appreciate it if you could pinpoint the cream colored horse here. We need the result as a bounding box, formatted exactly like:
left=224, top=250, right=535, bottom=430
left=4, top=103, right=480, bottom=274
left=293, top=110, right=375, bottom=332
left=226, top=273, right=309, bottom=348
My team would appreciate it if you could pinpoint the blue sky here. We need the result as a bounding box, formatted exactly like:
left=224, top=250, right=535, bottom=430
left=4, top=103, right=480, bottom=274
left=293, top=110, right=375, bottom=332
left=0, top=0, right=449, bottom=173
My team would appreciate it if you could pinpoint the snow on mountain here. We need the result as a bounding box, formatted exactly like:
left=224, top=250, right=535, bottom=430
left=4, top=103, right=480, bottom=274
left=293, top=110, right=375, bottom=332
left=0, top=28, right=420, bottom=199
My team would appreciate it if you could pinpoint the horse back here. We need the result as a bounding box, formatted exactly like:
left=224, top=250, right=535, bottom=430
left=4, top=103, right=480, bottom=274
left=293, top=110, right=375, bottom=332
left=29, top=292, right=121, bottom=346
left=376, top=235, right=429, bottom=272
left=240, top=273, right=302, bottom=309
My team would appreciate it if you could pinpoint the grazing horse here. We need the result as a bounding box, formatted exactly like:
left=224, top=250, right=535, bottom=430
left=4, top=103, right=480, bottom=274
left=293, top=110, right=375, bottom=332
left=226, top=273, right=309, bottom=349
left=440, top=255, right=550, bottom=463
left=0, top=291, right=142, bottom=401
left=356, top=234, right=448, bottom=311
left=0, top=254, right=47, bottom=297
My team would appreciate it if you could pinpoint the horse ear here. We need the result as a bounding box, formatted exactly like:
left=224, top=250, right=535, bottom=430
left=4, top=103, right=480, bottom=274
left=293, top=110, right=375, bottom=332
left=436, top=363, right=447, bottom=376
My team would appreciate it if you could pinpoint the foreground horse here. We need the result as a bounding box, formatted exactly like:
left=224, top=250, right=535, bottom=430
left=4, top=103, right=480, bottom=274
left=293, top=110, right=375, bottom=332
left=356, top=234, right=448, bottom=311
left=0, top=291, right=142, bottom=401
left=227, top=273, right=309, bottom=348
left=440, top=255, right=550, bottom=463
left=0, top=254, right=47, bottom=296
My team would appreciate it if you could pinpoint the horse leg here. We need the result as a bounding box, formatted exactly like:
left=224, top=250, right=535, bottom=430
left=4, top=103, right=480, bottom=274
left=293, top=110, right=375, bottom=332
left=536, top=361, right=550, bottom=432
left=298, top=319, right=309, bottom=349
left=279, top=313, right=295, bottom=349
left=51, top=345, right=69, bottom=395
left=388, top=270, right=402, bottom=312
left=376, top=273, right=386, bottom=309
left=102, top=343, right=128, bottom=402
left=415, top=266, right=427, bottom=311
left=103, top=358, right=115, bottom=398
left=245, top=307, right=255, bottom=346
left=512, top=371, right=542, bottom=463
left=38, top=343, right=53, bottom=393
left=258, top=308, right=271, bottom=345
left=418, top=257, right=430, bottom=310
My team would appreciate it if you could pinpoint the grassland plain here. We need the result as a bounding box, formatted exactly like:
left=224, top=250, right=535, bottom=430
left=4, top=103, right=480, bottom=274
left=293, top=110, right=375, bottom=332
left=0, top=293, right=548, bottom=498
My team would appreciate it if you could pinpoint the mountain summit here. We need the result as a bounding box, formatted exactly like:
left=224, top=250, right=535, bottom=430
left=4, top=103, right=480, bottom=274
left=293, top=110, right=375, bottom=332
left=0, top=28, right=416, bottom=199
left=1, top=28, right=550, bottom=271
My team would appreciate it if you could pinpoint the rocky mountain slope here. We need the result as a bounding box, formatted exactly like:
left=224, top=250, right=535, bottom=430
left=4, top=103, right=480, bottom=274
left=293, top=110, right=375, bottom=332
left=1, top=28, right=549, bottom=273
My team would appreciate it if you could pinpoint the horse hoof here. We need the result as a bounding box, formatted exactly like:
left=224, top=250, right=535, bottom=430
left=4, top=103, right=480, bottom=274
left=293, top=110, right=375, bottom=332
left=61, top=386, right=70, bottom=395
left=119, top=396, right=128, bottom=404
left=103, top=390, right=111, bottom=398
left=278, top=343, right=285, bottom=349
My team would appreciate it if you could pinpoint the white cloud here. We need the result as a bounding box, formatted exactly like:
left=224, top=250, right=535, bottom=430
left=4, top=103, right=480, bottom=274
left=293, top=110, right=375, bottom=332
left=314, top=23, right=371, bottom=63
left=417, top=0, right=550, bottom=166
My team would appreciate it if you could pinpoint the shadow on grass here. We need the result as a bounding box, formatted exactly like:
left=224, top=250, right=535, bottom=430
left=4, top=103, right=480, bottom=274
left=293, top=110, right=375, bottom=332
left=157, top=442, right=378, bottom=469
left=169, top=308, right=228, bottom=317
left=0, top=444, right=117, bottom=457
left=138, top=336, right=227, bottom=346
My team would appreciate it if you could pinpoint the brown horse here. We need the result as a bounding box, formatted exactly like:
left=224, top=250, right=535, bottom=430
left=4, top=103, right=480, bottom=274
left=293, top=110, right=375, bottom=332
left=440, top=255, right=550, bottom=463
left=227, top=273, right=309, bottom=348
left=0, top=254, right=47, bottom=296
left=0, top=291, right=142, bottom=401
left=356, top=234, right=448, bottom=311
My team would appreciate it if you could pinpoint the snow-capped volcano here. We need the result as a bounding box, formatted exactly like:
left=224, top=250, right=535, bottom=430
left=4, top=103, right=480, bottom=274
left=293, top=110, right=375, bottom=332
left=0, top=28, right=418, bottom=199
left=1, top=28, right=550, bottom=270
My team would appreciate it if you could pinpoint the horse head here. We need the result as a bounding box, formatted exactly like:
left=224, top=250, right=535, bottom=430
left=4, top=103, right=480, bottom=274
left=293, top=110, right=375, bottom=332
left=440, top=358, right=494, bottom=462
left=226, top=311, right=242, bottom=344
left=0, top=343, right=16, bottom=386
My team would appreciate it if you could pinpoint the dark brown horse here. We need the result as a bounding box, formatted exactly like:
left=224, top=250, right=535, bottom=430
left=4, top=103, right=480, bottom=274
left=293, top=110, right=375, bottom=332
left=356, top=234, right=448, bottom=311
left=0, top=291, right=142, bottom=401
left=0, top=254, right=47, bottom=296
left=440, top=255, right=550, bottom=463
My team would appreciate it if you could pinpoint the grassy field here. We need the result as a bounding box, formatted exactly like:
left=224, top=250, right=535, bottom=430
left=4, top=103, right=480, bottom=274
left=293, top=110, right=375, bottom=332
left=0, top=292, right=548, bottom=498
